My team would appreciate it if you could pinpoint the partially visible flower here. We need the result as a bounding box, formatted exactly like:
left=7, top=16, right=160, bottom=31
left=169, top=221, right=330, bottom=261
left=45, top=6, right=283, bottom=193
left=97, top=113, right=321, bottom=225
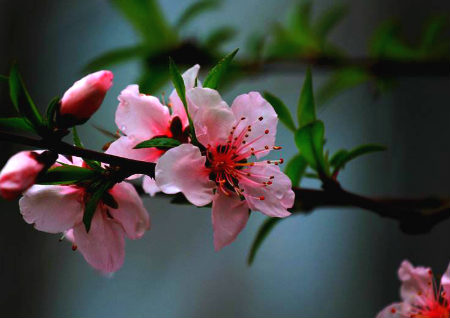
left=0, top=151, right=53, bottom=200
left=377, top=260, right=450, bottom=318
left=155, top=87, right=294, bottom=250
left=58, top=70, right=113, bottom=127
left=19, top=156, right=150, bottom=273
left=106, top=65, right=200, bottom=195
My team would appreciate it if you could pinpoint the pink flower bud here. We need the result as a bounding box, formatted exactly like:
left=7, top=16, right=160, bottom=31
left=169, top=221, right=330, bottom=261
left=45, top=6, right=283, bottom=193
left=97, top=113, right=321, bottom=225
left=0, top=151, right=45, bottom=200
left=58, top=70, right=113, bottom=127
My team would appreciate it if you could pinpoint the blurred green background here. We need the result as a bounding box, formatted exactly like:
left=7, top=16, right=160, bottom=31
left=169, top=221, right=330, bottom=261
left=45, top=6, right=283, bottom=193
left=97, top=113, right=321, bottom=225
left=1, top=0, right=450, bottom=316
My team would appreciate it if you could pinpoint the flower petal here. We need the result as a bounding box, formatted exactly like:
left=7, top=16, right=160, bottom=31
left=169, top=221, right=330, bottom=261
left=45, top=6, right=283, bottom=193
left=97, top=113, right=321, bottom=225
left=155, top=144, right=215, bottom=206
left=142, top=176, right=160, bottom=197
left=19, top=185, right=83, bottom=233
left=106, top=135, right=164, bottom=163
left=72, top=208, right=125, bottom=273
left=231, top=92, right=278, bottom=159
left=212, top=192, right=249, bottom=251
left=241, top=165, right=293, bottom=218
left=169, top=64, right=201, bottom=128
left=116, top=85, right=171, bottom=140
left=441, top=263, right=450, bottom=302
left=186, top=87, right=235, bottom=146
left=398, top=260, right=433, bottom=304
left=376, top=302, right=405, bottom=318
left=108, top=182, right=150, bottom=239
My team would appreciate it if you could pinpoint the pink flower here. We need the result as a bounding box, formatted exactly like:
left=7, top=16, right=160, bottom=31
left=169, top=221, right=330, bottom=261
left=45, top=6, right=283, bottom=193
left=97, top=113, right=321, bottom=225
left=19, top=156, right=150, bottom=273
left=58, top=70, right=113, bottom=127
left=106, top=65, right=200, bottom=195
left=377, top=260, right=450, bottom=318
left=0, top=151, right=46, bottom=200
left=155, top=87, right=294, bottom=250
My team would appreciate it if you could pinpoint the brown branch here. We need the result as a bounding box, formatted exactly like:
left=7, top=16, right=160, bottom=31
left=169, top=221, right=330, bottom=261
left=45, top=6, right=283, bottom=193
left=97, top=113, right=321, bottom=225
left=0, top=131, right=156, bottom=177
left=2, top=130, right=450, bottom=234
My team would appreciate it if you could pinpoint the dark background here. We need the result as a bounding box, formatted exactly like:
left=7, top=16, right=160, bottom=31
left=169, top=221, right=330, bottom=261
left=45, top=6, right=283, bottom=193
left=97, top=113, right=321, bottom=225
left=1, top=0, right=450, bottom=316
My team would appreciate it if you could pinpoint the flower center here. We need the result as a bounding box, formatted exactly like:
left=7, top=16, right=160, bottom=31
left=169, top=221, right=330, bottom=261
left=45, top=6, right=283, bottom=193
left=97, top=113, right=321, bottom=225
left=205, top=116, right=284, bottom=200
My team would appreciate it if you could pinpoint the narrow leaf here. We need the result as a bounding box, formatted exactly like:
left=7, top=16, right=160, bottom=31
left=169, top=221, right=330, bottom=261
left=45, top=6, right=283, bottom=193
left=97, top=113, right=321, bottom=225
left=294, top=120, right=327, bottom=175
left=0, top=117, right=35, bottom=133
left=248, top=217, right=283, bottom=266
left=169, top=57, right=187, bottom=107
left=72, top=126, right=83, bottom=148
left=203, top=48, right=239, bottom=89
left=84, top=45, right=147, bottom=72
left=83, top=182, right=111, bottom=232
left=176, top=0, right=220, bottom=29
left=313, top=4, right=348, bottom=40
left=284, top=153, right=308, bottom=187
left=263, top=91, right=296, bottom=132
left=134, top=137, right=182, bottom=149
left=38, top=166, right=97, bottom=185
left=9, top=64, right=43, bottom=127
left=297, top=68, right=316, bottom=128
left=45, top=96, right=60, bottom=128
left=332, top=143, right=386, bottom=173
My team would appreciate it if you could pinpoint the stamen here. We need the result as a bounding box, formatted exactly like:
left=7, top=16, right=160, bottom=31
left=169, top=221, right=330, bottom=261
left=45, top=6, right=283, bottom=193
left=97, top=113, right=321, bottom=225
left=258, top=116, right=263, bottom=121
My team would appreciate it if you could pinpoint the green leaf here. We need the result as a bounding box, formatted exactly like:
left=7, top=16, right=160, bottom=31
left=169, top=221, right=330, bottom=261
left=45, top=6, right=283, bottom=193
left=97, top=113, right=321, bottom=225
left=84, top=45, right=147, bottom=72
left=45, top=96, right=60, bottom=128
left=248, top=217, right=283, bottom=266
left=72, top=127, right=102, bottom=170
left=38, top=166, right=98, bottom=185
left=134, top=137, right=182, bottom=149
left=102, top=191, right=119, bottom=209
left=288, top=0, right=312, bottom=33
left=9, top=64, right=43, bottom=128
left=0, top=74, right=8, bottom=81
left=284, top=153, right=308, bottom=187
left=83, top=182, right=111, bottom=232
left=263, top=91, right=296, bottom=132
left=313, top=4, right=348, bottom=41
left=420, top=15, right=448, bottom=54
left=0, top=117, right=36, bottom=133
left=331, top=143, right=386, bottom=174
left=294, top=120, right=327, bottom=175
left=203, top=48, right=239, bottom=89
left=111, top=0, right=176, bottom=49
left=317, top=67, right=371, bottom=105
left=297, top=68, right=316, bottom=128
left=176, top=0, right=221, bottom=29
left=205, top=27, right=236, bottom=50
left=169, top=57, right=187, bottom=108
left=72, top=126, right=83, bottom=148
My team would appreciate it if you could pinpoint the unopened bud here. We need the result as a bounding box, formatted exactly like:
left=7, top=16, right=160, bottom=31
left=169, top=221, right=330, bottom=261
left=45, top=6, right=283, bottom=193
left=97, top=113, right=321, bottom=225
left=58, top=70, right=113, bottom=127
left=0, top=151, right=47, bottom=200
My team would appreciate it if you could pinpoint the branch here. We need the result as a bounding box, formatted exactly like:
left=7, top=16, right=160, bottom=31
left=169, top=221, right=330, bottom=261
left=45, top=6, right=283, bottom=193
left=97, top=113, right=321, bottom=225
left=0, top=131, right=156, bottom=177
left=2, top=130, right=449, bottom=234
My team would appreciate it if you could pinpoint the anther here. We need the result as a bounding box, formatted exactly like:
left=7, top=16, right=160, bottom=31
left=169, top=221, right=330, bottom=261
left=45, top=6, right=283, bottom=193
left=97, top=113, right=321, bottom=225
left=259, top=196, right=265, bottom=200
left=247, top=173, right=251, bottom=176
left=241, top=117, right=246, bottom=120
left=269, top=176, right=274, bottom=179
left=72, top=244, right=78, bottom=251
left=242, top=141, right=246, bottom=144
left=258, top=116, right=263, bottom=121
left=265, top=145, right=269, bottom=150
left=265, top=129, right=269, bottom=134
left=267, top=181, right=272, bottom=185
left=245, top=134, right=249, bottom=137
left=273, top=146, right=282, bottom=150
left=280, top=158, right=284, bottom=164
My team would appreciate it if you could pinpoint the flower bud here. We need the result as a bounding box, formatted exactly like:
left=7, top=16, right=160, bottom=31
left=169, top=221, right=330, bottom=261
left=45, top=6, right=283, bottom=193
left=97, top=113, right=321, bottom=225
left=58, top=70, right=113, bottom=127
left=0, top=151, right=46, bottom=200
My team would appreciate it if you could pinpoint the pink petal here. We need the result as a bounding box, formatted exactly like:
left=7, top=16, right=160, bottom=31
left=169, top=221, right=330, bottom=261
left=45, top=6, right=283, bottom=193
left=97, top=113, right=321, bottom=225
left=0, top=151, right=45, bottom=200
left=19, top=185, right=83, bottom=233
left=106, top=135, right=164, bottom=163
left=212, top=192, right=249, bottom=251
left=169, top=64, right=201, bottom=128
left=60, top=70, right=113, bottom=124
left=241, top=165, right=293, bottom=218
left=441, top=263, right=450, bottom=303
left=108, top=182, right=150, bottom=239
left=142, top=176, right=160, bottom=197
left=231, top=92, right=278, bottom=159
left=72, top=208, right=125, bottom=273
left=186, top=87, right=235, bottom=146
left=376, top=302, right=405, bottom=318
left=115, top=85, right=171, bottom=140
left=398, top=260, right=433, bottom=305
left=155, top=144, right=215, bottom=206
